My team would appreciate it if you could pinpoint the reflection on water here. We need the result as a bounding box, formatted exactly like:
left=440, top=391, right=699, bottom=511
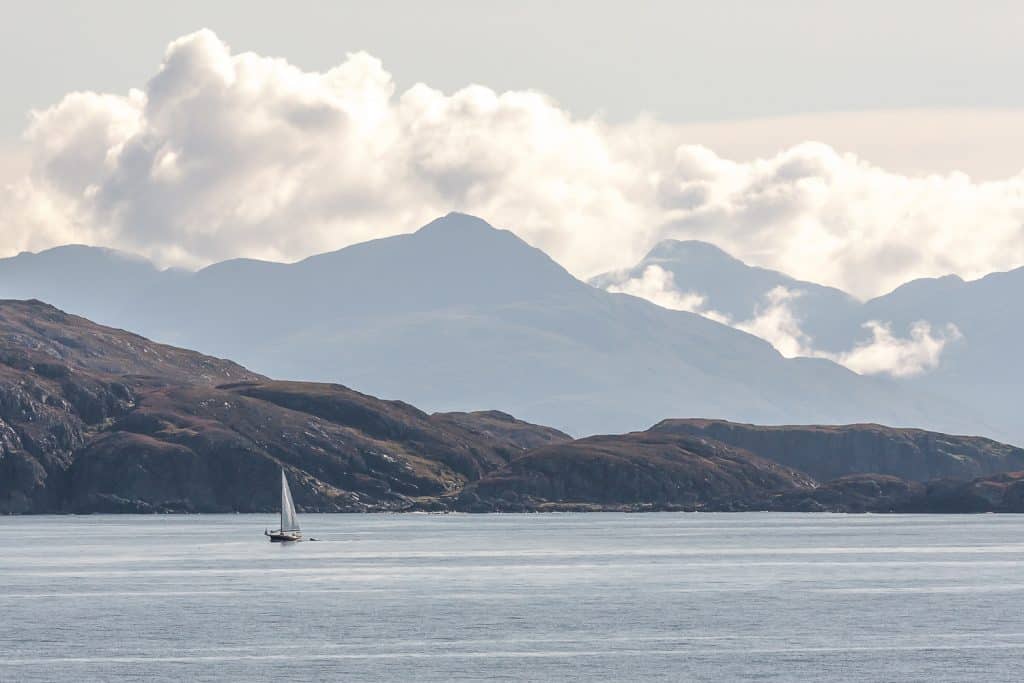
left=1, top=513, right=1022, bottom=682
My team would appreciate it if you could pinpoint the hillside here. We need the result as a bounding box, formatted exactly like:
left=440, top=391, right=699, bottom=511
left=454, top=431, right=815, bottom=512
left=650, top=419, right=1024, bottom=482
left=0, top=300, right=568, bottom=513
left=456, top=422, right=1024, bottom=514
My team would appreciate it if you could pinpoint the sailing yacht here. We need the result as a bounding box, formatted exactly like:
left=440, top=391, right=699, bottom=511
left=266, top=469, right=303, bottom=542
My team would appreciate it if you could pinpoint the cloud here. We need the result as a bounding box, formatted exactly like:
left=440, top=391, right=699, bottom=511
left=3, top=29, right=1024, bottom=298
left=730, top=287, right=962, bottom=377
left=664, top=109, right=1024, bottom=181
left=831, top=320, right=963, bottom=378
left=732, top=287, right=815, bottom=359
left=604, top=274, right=960, bottom=377
left=605, top=265, right=718, bottom=318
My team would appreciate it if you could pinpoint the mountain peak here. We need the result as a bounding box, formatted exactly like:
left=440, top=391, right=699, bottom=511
left=644, top=239, right=743, bottom=266
left=415, top=212, right=499, bottom=237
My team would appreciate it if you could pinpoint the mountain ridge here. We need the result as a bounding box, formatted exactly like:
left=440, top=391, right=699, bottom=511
left=0, top=213, right=1007, bottom=441
left=593, top=236, right=1024, bottom=445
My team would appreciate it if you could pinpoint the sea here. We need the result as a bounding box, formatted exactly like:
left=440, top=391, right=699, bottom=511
left=1, top=513, right=1022, bottom=682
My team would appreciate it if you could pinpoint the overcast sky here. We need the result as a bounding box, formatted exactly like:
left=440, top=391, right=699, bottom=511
left=2, top=1, right=1023, bottom=297
left=3, top=2, right=1023, bottom=119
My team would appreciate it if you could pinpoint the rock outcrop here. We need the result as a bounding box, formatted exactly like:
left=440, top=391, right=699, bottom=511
left=453, top=431, right=815, bottom=512
left=763, top=471, right=1024, bottom=513
left=651, top=419, right=1024, bottom=482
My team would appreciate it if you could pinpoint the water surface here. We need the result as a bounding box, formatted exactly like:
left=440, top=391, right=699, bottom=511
left=2, top=513, right=1022, bottom=681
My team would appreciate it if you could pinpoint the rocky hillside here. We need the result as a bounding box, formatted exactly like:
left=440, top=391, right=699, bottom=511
left=766, top=472, right=1024, bottom=513
left=650, top=419, right=1024, bottom=482
left=0, top=300, right=568, bottom=513
left=455, top=421, right=1024, bottom=513
left=454, top=431, right=815, bottom=512
left=4, top=299, right=1024, bottom=515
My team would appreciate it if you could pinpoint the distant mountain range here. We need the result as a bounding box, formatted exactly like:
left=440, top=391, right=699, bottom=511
left=593, top=237, right=1024, bottom=443
left=3, top=299, right=1022, bottom=515
left=0, top=212, right=1012, bottom=442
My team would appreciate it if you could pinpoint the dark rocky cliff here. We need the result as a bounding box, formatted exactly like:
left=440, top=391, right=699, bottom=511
left=0, top=300, right=568, bottom=513
left=651, top=419, right=1024, bottom=482
left=452, top=421, right=1024, bottom=513
left=453, top=431, right=815, bottom=512
left=766, top=472, right=1024, bottom=513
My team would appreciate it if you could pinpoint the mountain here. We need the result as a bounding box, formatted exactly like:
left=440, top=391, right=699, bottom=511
left=0, top=213, right=995, bottom=439
left=590, top=239, right=861, bottom=348
left=0, top=245, right=182, bottom=326
left=858, top=268, right=1024, bottom=439
left=593, top=240, right=1024, bottom=444
left=0, top=300, right=568, bottom=513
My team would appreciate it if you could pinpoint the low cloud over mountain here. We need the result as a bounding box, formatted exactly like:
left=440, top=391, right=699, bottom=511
left=594, top=238, right=1024, bottom=444
left=604, top=264, right=961, bottom=378
left=3, top=30, right=1024, bottom=298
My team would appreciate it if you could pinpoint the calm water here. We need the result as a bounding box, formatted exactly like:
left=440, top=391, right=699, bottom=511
left=1, top=513, right=1023, bottom=682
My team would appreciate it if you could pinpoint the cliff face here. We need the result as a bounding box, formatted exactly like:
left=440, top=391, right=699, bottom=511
left=765, top=472, right=1024, bottom=513
left=651, top=419, right=1024, bottom=483
left=454, top=432, right=815, bottom=512
left=0, top=300, right=258, bottom=513
left=0, top=301, right=568, bottom=513
left=450, top=421, right=1024, bottom=513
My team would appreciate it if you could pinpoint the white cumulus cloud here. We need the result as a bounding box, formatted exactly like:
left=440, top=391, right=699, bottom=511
left=605, top=265, right=716, bottom=318
left=730, top=288, right=962, bottom=377
left=3, top=29, right=1024, bottom=298
left=830, top=321, right=963, bottom=378
left=732, top=287, right=816, bottom=359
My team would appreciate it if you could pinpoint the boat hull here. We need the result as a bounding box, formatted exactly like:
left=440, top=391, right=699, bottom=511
left=266, top=531, right=302, bottom=543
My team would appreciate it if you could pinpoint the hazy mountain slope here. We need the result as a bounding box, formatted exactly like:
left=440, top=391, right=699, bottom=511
left=123, top=214, right=998, bottom=436
left=594, top=240, right=1024, bottom=444
left=0, top=214, right=998, bottom=439
left=858, top=268, right=1024, bottom=436
left=590, top=239, right=862, bottom=349
left=0, top=246, right=183, bottom=327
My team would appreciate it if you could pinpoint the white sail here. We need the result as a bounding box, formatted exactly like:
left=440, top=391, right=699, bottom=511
left=280, top=469, right=300, bottom=532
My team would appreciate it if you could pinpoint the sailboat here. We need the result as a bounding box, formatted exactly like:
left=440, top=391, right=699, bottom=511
left=265, top=468, right=303, bottom=542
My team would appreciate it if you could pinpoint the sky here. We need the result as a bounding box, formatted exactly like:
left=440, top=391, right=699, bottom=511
left=2, top=1, right=1024, bottom=298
